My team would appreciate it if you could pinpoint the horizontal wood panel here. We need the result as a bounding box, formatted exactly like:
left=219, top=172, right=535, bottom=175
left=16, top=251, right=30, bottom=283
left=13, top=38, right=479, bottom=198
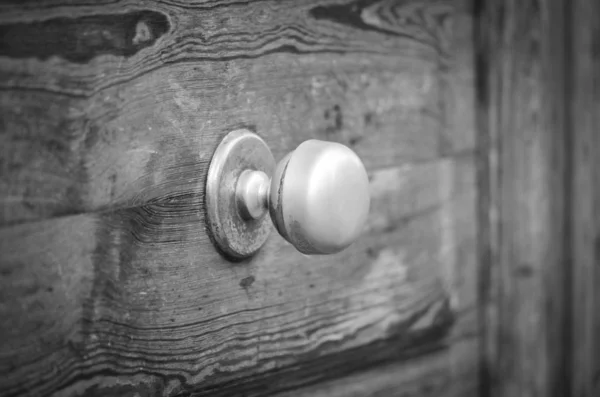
left=0, top=1, right=480, bottom=395
left=0, top=154, right=475, bottom=396
left=0, top=0, right=470, bottom=227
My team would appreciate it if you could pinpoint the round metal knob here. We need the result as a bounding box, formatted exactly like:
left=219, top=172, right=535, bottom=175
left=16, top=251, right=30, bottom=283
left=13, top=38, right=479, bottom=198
left=206, top=129, right=370, bottom=259
left=237, top=140, right=370, bottom=255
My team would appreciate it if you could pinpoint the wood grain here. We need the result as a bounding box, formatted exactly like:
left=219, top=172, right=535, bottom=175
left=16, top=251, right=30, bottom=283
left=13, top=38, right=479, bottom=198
left=0, top=154, right=475, bottom=396
left=0, top=0, right=460, bottom=226
left=569, top=0, right=600, bottom=395
left=476, top=0, right=570, bottom=396
left=0, top=0, right=480, bottom=395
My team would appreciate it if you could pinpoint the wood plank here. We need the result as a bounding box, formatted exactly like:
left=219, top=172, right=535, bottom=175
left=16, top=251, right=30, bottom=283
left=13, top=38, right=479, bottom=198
left=0, top=154, right=476, bottom=396
left=569, top=0, right=600, bottom=395
left=0, top=1, right=480, bottom=395
left=0, top=0, right=460, bottom=226
left=475, top=1, right=570, bottom=396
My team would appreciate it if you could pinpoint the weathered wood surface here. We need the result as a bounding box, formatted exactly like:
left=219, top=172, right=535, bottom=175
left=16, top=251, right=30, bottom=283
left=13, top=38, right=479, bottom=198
left=570, top=0, right=600, bottom=395
left=0, top=0, right=464, bottom=227
left=476, top=0, right=570, bottom=396
left=0, top=0, right=478, bottom=395
left=0, top=155, right=476, bottom=396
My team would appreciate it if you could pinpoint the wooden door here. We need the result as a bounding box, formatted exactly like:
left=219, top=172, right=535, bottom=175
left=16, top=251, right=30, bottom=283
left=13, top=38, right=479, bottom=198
left=0, top=0, right=479, bottom=396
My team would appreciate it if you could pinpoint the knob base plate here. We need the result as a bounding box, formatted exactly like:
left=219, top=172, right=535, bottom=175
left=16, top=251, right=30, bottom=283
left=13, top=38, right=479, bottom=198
left=205, top=129, right=275, bottom=259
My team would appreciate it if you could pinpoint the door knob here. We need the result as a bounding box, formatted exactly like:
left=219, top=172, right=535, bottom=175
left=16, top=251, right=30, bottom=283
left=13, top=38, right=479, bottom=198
left=206, top=129, right=370, bottom=259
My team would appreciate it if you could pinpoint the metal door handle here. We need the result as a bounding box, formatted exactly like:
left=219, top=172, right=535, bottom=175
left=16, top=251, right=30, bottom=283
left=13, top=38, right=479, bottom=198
left=206, top=129, right=370, bottom=259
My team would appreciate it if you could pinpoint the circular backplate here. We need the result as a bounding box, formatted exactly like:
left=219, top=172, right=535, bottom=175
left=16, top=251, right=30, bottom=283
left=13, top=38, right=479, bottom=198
left=205, top=129, right=275, bottom=259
